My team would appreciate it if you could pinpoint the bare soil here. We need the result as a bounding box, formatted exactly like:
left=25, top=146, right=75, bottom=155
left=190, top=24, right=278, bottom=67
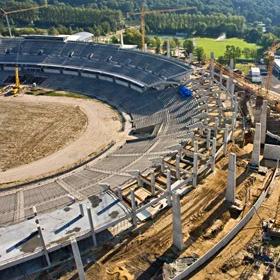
left=0, top=98, right=87, bottom=171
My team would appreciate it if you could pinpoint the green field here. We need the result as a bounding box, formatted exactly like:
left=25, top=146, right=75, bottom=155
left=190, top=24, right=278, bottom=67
left=193, top=37, right=260, bottom=58
left=150, top=35, right=260, bottom=59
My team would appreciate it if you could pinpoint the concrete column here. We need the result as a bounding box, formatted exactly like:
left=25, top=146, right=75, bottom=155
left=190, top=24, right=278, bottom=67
left=150, top=171, right=156, bottom=196
left=192, top=152, right=198, bottom=187
left=37, top=225, right=51, bottom=267
left=79, top=204, right=84, bottom=217
left=136, top=170, right=143, bottom=187
left=251, top=123, right=262, bottom=167
left=176, top=154, right=181, bottom=179
left=160, top=157, right=165, bottom=173
left=166, top=169, right=172, bottom=206
left=167, top=39, right=170, bottom=58
left=71, top=238, right=85, bottom=280
left=87, top=207, right=97, bottom=246
left=207, top=128, right=211, bottom=149
left=211, top=137, right=217, bottom=172
left=219, top=69, right=223, bottom=84
left=172, top=192, right=184, bottom=251
left=223, top=125, right=229, bottom=155
left=226, top=153, right=236, bottom=204
left=210, top=52, right=215, bottom=80
left=230, top=82, right=235, bottom=96
left=261, top=100, right=267, bottom=144
left=130, top=188, right=137, bottom=226
left=193, top=140, right=198, bottom=153
left=189, top=52, right=193, bottom=63
left=33, top=206, right=39, bottom=224
left=116, top=187, right=123, bottom=201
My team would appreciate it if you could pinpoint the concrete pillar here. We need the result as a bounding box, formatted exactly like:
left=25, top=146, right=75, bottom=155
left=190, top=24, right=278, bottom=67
left=211, top=137, right=217, bottom=172
left=193, top=140, right=198, bottom=153
left=176, top=154, right=181, bottom=179
left=167, top=40, right=170, bottom=58
left=160, top=157, right=165, bottom=173
left=87, top=207, right=97, bottom=246
left=223, top=125, right=229, bottom=155
left=79, top=204, right=84, bottom=217
left=136, top=170, right=143, bottom=187
left=210, top=52, right=215, bottom=80
left=116, top=187, right=123, bottom=201
left=261, top=100, right=267, bottom=144
left=71, top=238, right=85, bottom=280
left=231, top=82, right=235, bottom=96
left=219, top=69, right=223, bottom=84
left=37, top=225, right=51, bottom=267
left=189, top=52, right=193, bottom=63
left=172, top=192, right=184, bottom=251
left=150, top=171, right=156, bottom=196
left=207, top=128, right=211, bottom=149
left=130, top=188, right=137, bottom=226
left=33, top=206, right=39, bottom=224
left=251, top=123, right=262, bottom=167
left=192, top=152, right=198, bottom=187
left=166, top=169, right=172, bottom=206
left=120, top=31, right=124, bottom=47
left=226, top=153, right=236, bottom=204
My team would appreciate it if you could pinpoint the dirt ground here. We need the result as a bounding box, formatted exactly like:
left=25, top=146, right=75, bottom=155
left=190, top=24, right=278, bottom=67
left=0, top=97, right=87, bottom=171
left=0, top=94, right=126, bottom=186
left=74, top=143, right=259, bottom=280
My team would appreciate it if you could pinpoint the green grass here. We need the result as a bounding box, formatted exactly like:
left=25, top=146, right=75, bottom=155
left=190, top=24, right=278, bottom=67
left=193, top=37, right=260, bottom=58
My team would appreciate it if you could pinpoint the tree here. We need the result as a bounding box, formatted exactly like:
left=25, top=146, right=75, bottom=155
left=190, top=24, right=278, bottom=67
left=194, top=47, right=205, bottom=62
left=123, top=28, right=142, bottom=47
left=224, top=45, right=241, bottom=63
left=183, top=39, right=194, bottom=55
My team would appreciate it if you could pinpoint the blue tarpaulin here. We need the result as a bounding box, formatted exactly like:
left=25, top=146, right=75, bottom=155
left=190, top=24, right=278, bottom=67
left=178, top=85, right=192, bottom=98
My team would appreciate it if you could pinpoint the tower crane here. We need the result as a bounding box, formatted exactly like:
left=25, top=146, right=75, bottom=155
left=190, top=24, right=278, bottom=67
left=0, top=0, right=48, bottom=38
left=128, top=5, right=194, bottom=51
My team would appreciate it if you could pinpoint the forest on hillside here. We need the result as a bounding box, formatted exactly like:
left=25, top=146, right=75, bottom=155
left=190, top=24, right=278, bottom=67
left=0, top=0, right=280, bottom=39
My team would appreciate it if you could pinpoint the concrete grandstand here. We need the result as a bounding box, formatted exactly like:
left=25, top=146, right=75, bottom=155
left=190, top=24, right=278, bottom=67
left=0, top=36, right=268, bottom=280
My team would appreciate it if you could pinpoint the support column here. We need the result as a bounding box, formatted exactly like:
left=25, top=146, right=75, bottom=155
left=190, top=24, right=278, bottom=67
left=71, top=238, right=85, bottom=280
left=136, top=170, right=143, bottom=187
left=176, top=154, right=181, bottom=179
left=79, top=204, right=84, bottom=217
left=150, top=171, right=156, bottom=196
left=193, top=140, right=198, bottom=153
left=226, top=153, right=236, bottom=204
left=166, top=169, right=172, bottom=206
left=192, top=152, right=198, bottom=187
left=160, top=157, right=165, bottom=173
left=261, top=100, right=267, bottom=144
left=37, top=225, right=51, bottom=267
left=251, top=123, right=262, bottom=167
left=211, top=137, right=217, bottom=172
left=87, top=207, right=97, bottom=246
left=130, top=188, right=137, bottom=226
left=116, top=187, right=122, bottom=201
left=206, top=128, right=211, bottom=149
left=223, top=125, right=229, bottom=155
left=210, top=52, right=215, bottom=81
left=172, top=192, right=184, bottom=251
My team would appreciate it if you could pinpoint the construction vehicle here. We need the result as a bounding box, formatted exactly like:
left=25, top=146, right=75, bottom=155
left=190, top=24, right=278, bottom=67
left=0, top=0, right=48, bottom=37
left=128, top=3, right=194, bottom=51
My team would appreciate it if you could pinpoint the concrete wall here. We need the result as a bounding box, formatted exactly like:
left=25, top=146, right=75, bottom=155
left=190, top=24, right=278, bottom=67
left=99, top=75, right=113, bottom=82
left=170, top=172, right=275, bottom=280
left=115, top=79, right=129, bottom=87
left=81, top=72, right=97, bottom=79
left=43, top=68, right=60, bottom=74
left=62, top=69, right=79, bottom=76
left=264, top=144, right=280, bottom=161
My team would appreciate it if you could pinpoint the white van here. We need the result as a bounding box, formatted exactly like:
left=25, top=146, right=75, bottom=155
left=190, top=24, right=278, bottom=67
left=250, top=67, right=262, bottom=84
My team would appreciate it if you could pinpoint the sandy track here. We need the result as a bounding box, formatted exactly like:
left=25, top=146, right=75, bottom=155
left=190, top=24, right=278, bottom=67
left=0, top=94, right=126, bottom=186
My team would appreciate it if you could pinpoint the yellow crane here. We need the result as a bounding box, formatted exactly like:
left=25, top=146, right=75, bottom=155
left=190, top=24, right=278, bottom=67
left=128, top=4, right=194, bottom=51
left=0, top=0, right=48, bottom=37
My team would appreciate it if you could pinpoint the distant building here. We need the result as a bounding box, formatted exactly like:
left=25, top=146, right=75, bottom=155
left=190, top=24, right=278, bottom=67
left=66, top=32, right=93, bottom=42
left=22, top=32, right=94, bottom=43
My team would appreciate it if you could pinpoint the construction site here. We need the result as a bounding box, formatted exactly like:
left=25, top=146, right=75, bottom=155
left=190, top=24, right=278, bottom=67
left=0, top=3, right=280, bottom=279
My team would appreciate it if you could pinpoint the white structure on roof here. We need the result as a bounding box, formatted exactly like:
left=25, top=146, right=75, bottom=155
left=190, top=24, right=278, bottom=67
left=66, top=32, right=93, bottom=42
